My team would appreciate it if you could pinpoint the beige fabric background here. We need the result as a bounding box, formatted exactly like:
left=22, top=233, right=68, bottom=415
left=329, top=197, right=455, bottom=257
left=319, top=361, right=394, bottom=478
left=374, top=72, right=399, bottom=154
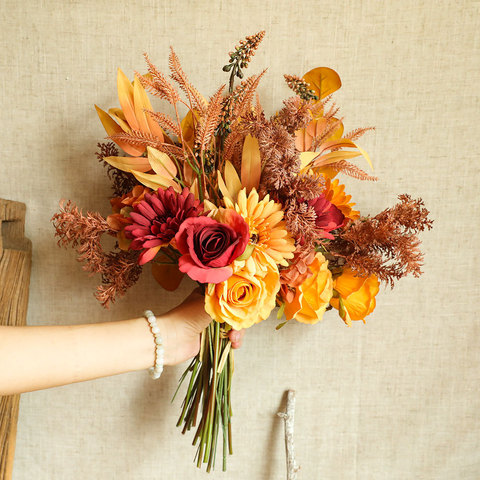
left=1, top=0, right=479, bottom=478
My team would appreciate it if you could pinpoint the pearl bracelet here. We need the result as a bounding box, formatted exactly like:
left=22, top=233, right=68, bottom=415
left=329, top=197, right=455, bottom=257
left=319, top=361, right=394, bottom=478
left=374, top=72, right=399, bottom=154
left=143, top=310, right=164, bottom=379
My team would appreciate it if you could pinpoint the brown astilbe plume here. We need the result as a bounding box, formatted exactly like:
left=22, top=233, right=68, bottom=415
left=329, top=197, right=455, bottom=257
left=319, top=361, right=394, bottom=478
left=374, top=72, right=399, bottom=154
left=95, top=250, right=142, bottom=307
left=52, top=201, right=142, bottom=307
left=279, top=173, right=326, bottom=245
left=330, top=194, right=433, bottom=287
left=194, top=85, right=225, bottom=156
left=275, top=96, right=318, bottom=134
left=344, top=126, right=375, bottom=141
left=328, top=160, right=378, bottom=181
left=96, top=142, right=138, bottom=197
left=146, top=111, right=182, bottom=139
left=168, top=47, right=208, bottom=114
left=283, top=198, right=318, bottom=246
left=258, top=121, right=301, bottom=191
left=137, top=53, right=180, bottom=105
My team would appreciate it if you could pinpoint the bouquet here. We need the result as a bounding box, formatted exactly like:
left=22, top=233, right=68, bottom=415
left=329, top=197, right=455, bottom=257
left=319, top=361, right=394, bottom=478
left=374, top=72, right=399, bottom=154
left=52, top=31, right=432, bottom=472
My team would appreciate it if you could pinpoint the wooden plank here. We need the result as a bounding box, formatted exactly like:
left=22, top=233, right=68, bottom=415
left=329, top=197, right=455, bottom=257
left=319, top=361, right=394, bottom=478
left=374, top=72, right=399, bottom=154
left=0, top=199, right=32, bottom=480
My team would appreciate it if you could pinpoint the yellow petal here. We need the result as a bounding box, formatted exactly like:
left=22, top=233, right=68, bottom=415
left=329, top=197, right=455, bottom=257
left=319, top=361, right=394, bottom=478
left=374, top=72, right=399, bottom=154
left=303, top=67, right=342, bottom=100
left=241, top=135, right=261, bottom=193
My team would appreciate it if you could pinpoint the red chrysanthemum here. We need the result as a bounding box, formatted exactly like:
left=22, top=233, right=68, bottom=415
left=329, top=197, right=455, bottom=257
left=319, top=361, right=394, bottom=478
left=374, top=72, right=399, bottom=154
left=125, top=187, right=203, bottom=265
left=309, top=194, right=345, bottom=240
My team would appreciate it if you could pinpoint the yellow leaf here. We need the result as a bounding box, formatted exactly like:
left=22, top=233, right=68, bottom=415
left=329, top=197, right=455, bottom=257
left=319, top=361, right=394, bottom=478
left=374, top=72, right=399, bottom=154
left=131, top=170, right=181, bottom=192
left=224, top=161, right=242, bottom=200
left=190, top=178, right=200, bottom=200
left=317, top=139, right=373, bottom=170
left=103, top=156, right=151, bottom=173
left=303, top=67, right=342, bottom=100
left=313, top=150, right=363, bottom=168
left=181, top=109, right=200, bottom=146
left=108, top=108, right=130, bottom=132
left=117, top=68, right=139, bottom=130
left=217, top=170, right=232, bottom=202
left=241, top=134, right=261, bottom=193
left=146, top=147, right=177, bottom=179
left=300, top=151, right=321, bottom=170
left=95, top=104, right=144, bottom=157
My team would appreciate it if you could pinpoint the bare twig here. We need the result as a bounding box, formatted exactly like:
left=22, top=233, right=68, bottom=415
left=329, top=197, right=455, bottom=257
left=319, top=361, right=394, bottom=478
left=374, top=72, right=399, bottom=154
left=277, top=389, right=300, bottom=479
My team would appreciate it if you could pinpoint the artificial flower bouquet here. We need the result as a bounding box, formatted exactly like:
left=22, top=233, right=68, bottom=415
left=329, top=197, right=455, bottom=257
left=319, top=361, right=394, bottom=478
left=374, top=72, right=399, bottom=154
left=52, top=31, right=432, bottom=471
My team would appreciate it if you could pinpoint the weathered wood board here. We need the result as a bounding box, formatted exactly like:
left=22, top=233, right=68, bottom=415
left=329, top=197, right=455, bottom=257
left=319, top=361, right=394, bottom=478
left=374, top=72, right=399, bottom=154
left=0, top=200, right=32, bottom=480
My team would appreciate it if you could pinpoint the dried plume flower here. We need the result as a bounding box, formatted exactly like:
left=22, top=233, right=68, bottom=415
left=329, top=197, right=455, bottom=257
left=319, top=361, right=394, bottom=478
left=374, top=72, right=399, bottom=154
left=330, top=194, right=433, bottom=287
left=96, top=142, right=138, bottom=197
left=275, top=96, right=319, bottom=134
left=51, top=201, right=141, bottom=307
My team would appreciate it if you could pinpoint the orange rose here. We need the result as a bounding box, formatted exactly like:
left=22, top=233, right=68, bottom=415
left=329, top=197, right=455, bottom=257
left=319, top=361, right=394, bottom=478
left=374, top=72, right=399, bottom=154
left=205, top=255, right=280, bottom=330
left=330, top=268, right=379, bottom=326
left=283, top=253, right=333, bottom=325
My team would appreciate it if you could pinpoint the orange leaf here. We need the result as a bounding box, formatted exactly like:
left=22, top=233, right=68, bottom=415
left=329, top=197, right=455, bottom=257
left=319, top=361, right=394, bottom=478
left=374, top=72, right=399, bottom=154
left=117, top=68, right=139, bottom=130
left=303, top=67, right=342, bottom=100
left=95, top=105, right=144, bottom=156
left=241, top=135, right=261, bottom=193
left=103, top=155, right=151, bottom=173
left=151, top=256, right=184, bottom=291
left=133, top=76, right=165, bottom=141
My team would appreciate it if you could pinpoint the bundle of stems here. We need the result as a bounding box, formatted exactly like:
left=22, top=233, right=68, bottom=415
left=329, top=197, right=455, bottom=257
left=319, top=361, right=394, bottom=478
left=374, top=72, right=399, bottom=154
left=174, top=321, right=234, bottom=472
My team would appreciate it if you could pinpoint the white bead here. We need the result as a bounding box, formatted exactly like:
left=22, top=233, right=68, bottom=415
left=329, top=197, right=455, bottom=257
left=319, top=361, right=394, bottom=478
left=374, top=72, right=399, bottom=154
left=143, top=310, right=164, bottom=380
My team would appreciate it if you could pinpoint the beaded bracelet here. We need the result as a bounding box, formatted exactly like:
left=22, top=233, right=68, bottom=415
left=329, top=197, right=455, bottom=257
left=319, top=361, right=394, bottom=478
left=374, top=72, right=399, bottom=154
left=143, top=310, right=164, bottom=379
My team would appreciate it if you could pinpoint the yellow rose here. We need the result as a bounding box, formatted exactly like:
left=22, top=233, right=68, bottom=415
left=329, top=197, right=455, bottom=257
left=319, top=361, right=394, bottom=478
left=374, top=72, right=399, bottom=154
left=283, top=253, right=333, bottom=325
left=330, top=268, right=379, bottom=325
left=205, top=254, right=280, bottom=330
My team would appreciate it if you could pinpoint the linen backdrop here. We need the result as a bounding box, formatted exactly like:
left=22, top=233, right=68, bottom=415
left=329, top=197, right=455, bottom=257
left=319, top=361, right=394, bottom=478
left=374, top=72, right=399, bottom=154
left=1, top=1, right=479, bottom=478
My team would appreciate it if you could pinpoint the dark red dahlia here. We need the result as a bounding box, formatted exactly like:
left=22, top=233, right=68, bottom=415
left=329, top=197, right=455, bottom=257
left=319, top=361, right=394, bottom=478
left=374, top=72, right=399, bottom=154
left=125, top=187, right=203, bottom=265
left=309, top=194, right=345, bottom=240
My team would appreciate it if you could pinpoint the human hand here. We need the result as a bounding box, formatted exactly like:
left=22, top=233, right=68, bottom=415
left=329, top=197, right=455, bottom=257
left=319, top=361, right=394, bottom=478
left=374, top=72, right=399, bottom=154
left=158, top=289, right=245, bottom=366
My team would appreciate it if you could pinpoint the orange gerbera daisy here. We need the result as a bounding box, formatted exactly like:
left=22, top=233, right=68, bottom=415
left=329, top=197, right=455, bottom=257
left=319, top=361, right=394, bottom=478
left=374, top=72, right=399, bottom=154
left=224, top=188, right=295, bottom=267
left=323, top=177, right=360, bottom=221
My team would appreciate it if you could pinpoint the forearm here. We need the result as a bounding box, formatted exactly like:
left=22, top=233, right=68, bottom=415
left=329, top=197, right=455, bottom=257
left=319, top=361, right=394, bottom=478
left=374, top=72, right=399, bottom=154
left=0, top=318, right=155, bottom=395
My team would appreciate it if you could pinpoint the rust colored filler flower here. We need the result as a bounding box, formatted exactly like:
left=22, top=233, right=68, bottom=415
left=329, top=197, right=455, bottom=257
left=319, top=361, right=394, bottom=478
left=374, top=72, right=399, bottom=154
left=125, top=187, right=203, bottom=264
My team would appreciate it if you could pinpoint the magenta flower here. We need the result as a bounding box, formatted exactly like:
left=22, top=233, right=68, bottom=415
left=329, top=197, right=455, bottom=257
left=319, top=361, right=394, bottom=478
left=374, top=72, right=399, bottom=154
left=175, top=209, right=249, bottom=284
left=309, top=194, right=345, bottom=239
left=125, top=187, right=203, bottom=265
